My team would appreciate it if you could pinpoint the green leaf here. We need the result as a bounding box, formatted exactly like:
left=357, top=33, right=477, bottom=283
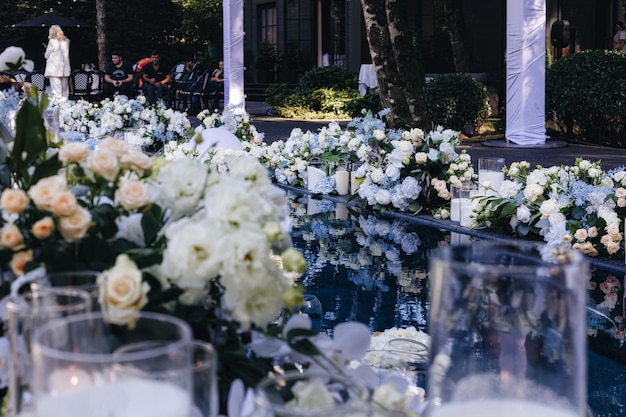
left=12, top=100, right=47, bottom=184
left=499, top=202, right=518, bottom=218
left=142, top=204, right=165, bottom=244
left=571, top=206, right=587, bottom=220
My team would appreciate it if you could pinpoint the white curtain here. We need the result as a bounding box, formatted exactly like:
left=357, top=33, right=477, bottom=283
left=223, top=0, right=246, bottom=113
left=506, top=0, right=547, bottom=145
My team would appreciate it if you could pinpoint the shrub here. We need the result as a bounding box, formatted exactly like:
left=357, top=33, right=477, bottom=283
left=546, top=50, right=626, bottom=147
left=423, top=73, right=491, bottom=130
left=346, top=88, right=383, bottom=118
left=296, top=66, right=357, bottom=95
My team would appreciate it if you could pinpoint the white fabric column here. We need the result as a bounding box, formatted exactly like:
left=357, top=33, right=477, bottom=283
left=223, top=0, right=246, bottom=114
left=505, top=0, right=547, bottom=145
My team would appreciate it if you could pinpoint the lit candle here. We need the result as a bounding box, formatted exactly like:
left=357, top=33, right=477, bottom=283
left=48, top=367, right=92, bottom=394
left=335, top=170, right=349, bottom=195
left=430, top=399, right=578, bottom=417
left=307, top=165, right=326, bottom=191
left=36, top=379, right=191, bottom=417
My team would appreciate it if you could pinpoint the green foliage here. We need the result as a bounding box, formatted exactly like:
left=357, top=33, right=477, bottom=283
left=345, top=88, right=383, bottom=118
left=266, top=66, right=368, bottom=119
left=256, top=41, right=277, bottom=71
left=295, top=66, right=358, bottom=95
left=546, top=50, right=626, bottom=147
left=423, top=73, right=491, bottom=130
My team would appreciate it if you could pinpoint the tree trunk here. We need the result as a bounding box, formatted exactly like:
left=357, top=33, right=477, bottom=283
left=441, top=0, right=472, bottom=72
left=360, top=0, right=430, bottom=130
left=96, top=0, right=107, bottom=71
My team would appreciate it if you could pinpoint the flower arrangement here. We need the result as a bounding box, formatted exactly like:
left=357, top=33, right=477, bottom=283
left=472, top=158, right=626, bottom=258
left=256, top=110, right=472, bottom=215
left=0, top=91, right=159, bottom=274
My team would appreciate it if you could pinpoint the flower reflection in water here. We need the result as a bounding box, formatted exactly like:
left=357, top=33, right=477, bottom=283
left=286, top=191, right=448, bottom=334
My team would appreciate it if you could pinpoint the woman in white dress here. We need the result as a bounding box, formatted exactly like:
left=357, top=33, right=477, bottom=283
left=44, top=25, right=71, bottom=98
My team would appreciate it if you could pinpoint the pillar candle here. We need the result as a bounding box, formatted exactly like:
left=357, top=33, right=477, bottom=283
left=335, top=170, right=349, bottom=195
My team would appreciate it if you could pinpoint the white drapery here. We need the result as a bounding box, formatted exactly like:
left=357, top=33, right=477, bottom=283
left=223, top=0, right=246, bottom=113
left=506, top=0, right=547, bottom=145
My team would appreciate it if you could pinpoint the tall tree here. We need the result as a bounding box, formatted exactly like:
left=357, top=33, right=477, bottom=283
left=360, top=0, right=430, bottom=130
left=439, top=0, right=472, bottom=72
left=96, top=0, right=107, bottom=70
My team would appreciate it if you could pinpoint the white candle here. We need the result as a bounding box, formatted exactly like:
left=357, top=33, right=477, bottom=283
left=335, top=170, right=349, bottom=195
left=168, top=140, right=178, bottom=151
left=335, top=204, right=348, bottom=220
left=450, top=232, right=471, bottom=245
left=350, top=171, right=362, bottom=194
left=430, top=399, right=578, bottom=417
left=459, top=198, right=477, bottom=227
left=478, top=170, right=505, bottom=196
left=48, top=367, right=92, bottom=393
left=307, top=166, right=326, bottom=191
left=307, top=197, right=322, bottom=216
left=36, top=379, right=191, bottom=417
left=450, top=198, right=461, bottom=222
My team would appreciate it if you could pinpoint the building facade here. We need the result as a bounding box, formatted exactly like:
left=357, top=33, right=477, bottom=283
left=244, top=0, right=624, bottom=84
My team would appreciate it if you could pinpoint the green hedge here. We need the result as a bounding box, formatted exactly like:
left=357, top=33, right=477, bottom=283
left=423, top=73, right=491, bottom=130
left=546, top=50, right=626, bottom=147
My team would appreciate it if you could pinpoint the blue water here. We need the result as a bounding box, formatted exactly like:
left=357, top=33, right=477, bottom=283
left=285, top=191, right=626, bottom=417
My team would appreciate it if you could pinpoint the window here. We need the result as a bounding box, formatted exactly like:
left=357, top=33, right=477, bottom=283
left=260, top=4, right=277, bottom=45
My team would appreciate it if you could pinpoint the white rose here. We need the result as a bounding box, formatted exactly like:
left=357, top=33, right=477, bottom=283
left=372, top=129, right=386, bottom=141
left=98, top=137, right=128, bottom=158
left=539, top=199, right=560, bottom=217
left=120, top=149, right=152, bottom=176
left=98, top=254, right=150, bottom=325
left=375, top=189, right=391, bottom=205
left=161, top=218, right=223, bottom=289
left=516, top=205, right=531, bottom=223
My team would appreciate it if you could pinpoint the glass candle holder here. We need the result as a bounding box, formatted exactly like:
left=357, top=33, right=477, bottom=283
left=428, top=242, right=588, bottom=417
left=31, top=311, right=193, bottom=417
left=335, top=163, right=349, bottom=196
left=478, top=157, right=505, bottom=197
left=458, top=182, right=481, bottom=227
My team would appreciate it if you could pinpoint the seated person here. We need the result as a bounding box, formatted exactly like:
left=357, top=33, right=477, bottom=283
left=103, top=50, right=134, bottom=98
left=142, top=50, right=171, bottom=106
left=188, top=60, right=224, bottom=113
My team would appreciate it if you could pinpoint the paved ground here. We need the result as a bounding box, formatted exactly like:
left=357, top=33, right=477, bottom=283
left=240, top=101, right=626, bottom=171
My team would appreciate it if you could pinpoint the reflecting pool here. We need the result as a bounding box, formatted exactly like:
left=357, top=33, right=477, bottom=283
left=285, top=190, right=626, bottom=417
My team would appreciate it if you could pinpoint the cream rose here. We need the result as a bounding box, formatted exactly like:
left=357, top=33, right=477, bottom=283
left=98, top=255, right=149, bottom=322
left=32, top=216, right=55, bottom=239
left=10, top=250, right=33, bottom=276
left=98, top=137, right=128, bottom=158
left=120, top=149, right=152, bottom=176
left=58, top=142, right=90, bottom=165
left=50, top=191, right=78, bottom=217
left=58, top=206, right=92, bottom=243
left=116, top=179, right=151, bottom=211
left=88, top=149, right=120, bottom=182
left=28, top=175, right=67, bottom=212
left=0, top=224, right=23, bottom=249
left=0, top=189, right=29, bottom=214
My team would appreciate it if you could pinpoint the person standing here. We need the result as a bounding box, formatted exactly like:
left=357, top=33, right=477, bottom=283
left=142, top=50, right=171, bottom=106
left=613, top=22, right=626, bottom=53
left=44, top=24, right=71, bottom=98
left=103, top=50, right=135, bottom=98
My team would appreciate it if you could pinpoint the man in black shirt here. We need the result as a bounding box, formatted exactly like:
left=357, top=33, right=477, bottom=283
left=142, top=50, right=171, bottom=106
left=103, top=50, right=135, bottom=98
